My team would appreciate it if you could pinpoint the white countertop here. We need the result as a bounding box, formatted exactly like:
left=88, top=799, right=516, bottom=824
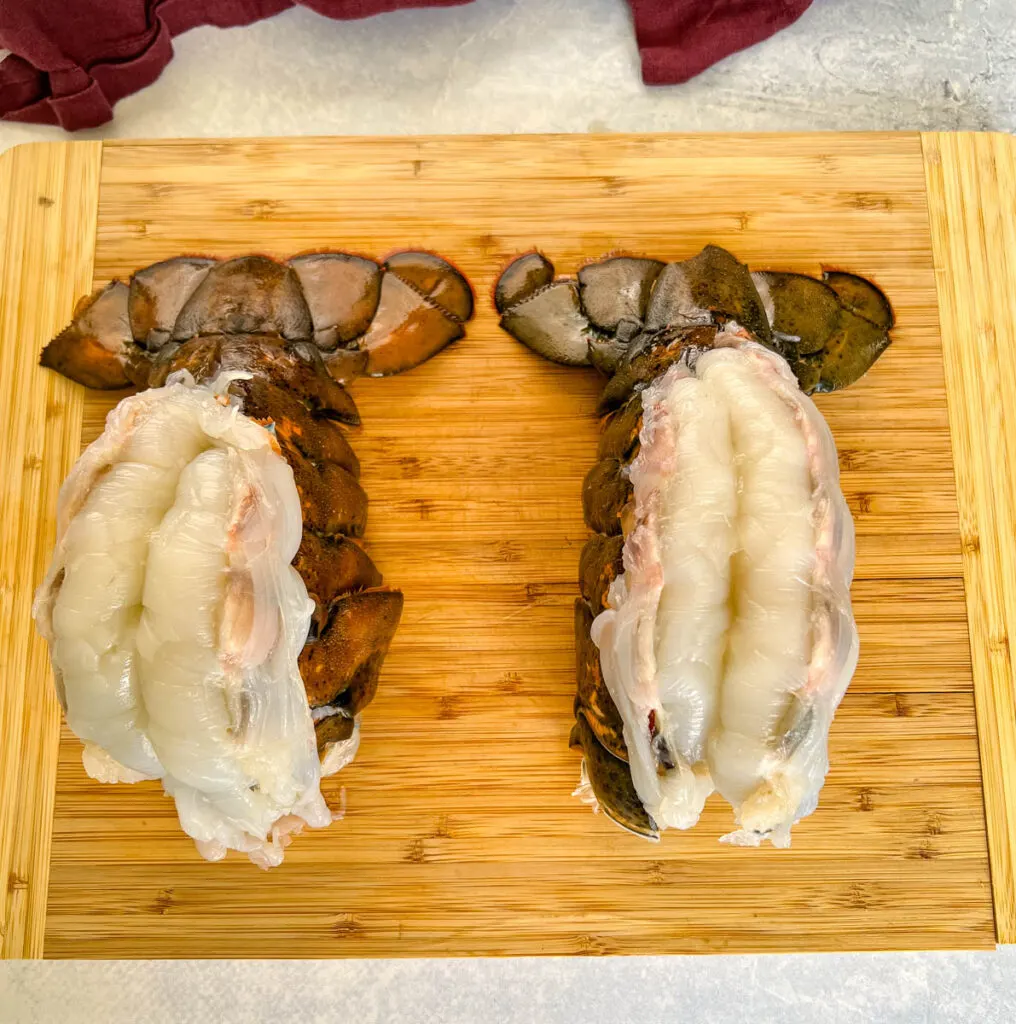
left=1, top=0, right=1013, bottom=151
left=2, top=0, right=1014, bottom=1018
left=5, top=951, right=1016, bottom=1022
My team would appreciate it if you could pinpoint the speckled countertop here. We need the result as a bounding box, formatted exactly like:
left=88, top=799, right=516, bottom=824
left=1, top=0, right=1014, bottom=1019
left=1, top=0, right=1013, bottom=148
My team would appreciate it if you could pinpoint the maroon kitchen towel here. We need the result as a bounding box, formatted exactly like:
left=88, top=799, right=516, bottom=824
left=630, top=0, right=812, bottom=84
left=0, top=1, right=814, bottom=130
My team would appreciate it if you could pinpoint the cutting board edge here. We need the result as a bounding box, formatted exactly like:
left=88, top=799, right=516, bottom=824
left=0, top=139, right=102, bottom=958
left=921, top=129, right=1016, bottom=945
left=97, top=129, right=927, bottom=145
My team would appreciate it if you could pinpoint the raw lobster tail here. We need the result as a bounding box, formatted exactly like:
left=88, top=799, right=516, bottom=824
left=497, top=244, right=892, bottom=846
left=38, top=249, right=473, bottom=812
left=33, top=374, right=331, bottom=867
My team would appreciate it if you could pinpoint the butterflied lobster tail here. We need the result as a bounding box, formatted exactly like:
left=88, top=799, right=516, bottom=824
left=497, top=244, right=892, bottom=846
left=40, top=249, right=473, bottom=770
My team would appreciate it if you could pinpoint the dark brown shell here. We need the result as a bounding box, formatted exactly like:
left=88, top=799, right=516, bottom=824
left=500, top=281, right=592, bottom=367
left=359, top=272, right=464, bottom=377
left=279, top=437, right=368, bottom=539
left=294, top=532, right=382, bottom=630
left=581, top=458, right=632, bottom=536
left=231, top=376, right=360, bottom=476
left=314, top=714, right=356, bottom=757
left=578, top=534, right=624, bottom=616
left=570, top=715, right=657, bottom=841
left=299, top=589, right=404, bottom=710
left=129, top=257, right=216, bottom=351
left=597, top=325, right=717, bottom=413
left=288, top=253, right=382, bottom=349
left=384, top=251, right=474, bottom=322
left=578, top=256, right=663, bottom=333
left=646, top=245, right=771, bottom=343
left=172, top=256, right=312, bottom=341
left=494, top=252, right=554, bottom=314
left=494, top=243, right=894, bottom=400
left=597, top=394, right=643, bottom=463
left=755, top=271, right=892, bottom=393
left=822, top=270, right=894, bottom=330
left=574, top=599, right=627, bottom=761
left=225, top=337, right=361, bottom=424
left=39, top=282, right=134, bottom=390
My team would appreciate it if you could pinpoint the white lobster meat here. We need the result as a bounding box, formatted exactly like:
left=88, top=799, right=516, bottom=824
left=33, top=372, right=331, bottom=867
left=592, top=337, right=858, bottom=846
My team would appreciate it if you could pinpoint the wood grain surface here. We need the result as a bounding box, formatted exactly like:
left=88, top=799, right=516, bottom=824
left=0, top=133, right=1002, bottom=957
left=0, top=141, right=102, bottom=958
left=924, top=131, right=1016, bottom=944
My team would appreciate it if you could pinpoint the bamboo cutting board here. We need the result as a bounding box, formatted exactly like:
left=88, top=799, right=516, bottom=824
left=2, top=132, right=1015, bottom=959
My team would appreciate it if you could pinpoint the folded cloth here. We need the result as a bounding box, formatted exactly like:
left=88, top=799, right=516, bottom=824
left=0, top=0, right=813, bottom=130
left=630, top=0, right=812, bottom=84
